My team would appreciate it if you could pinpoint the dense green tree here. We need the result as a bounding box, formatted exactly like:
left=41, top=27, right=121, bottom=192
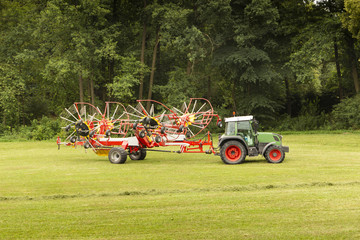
left=289, top=0, right=359, bottom=101
left=271, top=0, right=309, bottom=116
left=154, top=0, right=232, bottom=107
left=0, top=0, right=42, bottom=129
left=342, top=0, right=360, bottom=94
left=213, top=0, right=282, bottom=119
left=107, top=55, right=149, bottom=102
left=1, top=0, right=360, bottom=135
left=343, top=0, right=360, bottom=41
left=34, top=0, right=111, bottom=107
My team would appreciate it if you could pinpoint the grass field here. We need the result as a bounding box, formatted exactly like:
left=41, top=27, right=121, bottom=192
left=1, top=133, right=360, bottom=239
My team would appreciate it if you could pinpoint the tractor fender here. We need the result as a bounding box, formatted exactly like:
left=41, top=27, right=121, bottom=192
left=261, top=142, right=276, bottom=155
left=219, top=136, right=248, bottom=152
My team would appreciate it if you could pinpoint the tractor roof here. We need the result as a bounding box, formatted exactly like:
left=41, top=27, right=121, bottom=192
left=225, top=115, right=253, bottom=122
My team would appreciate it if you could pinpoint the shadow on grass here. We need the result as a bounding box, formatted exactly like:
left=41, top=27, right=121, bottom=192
left=243, top=158, right=269, bottom=164
left=82, top=156, right=271, bottom=166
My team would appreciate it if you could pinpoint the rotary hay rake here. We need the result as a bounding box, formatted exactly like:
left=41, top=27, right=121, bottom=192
left=57, top=98, right=223, bottom=164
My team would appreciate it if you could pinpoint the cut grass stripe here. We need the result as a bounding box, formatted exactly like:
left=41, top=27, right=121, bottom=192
left=1, top=181, right=359, bottom=202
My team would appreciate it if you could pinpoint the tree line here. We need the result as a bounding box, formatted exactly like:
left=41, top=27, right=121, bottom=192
left=1, top=0, right=360, bottom=135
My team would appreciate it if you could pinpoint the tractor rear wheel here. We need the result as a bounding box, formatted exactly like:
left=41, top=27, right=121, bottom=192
left=108, top=147, right=127, bottom=164
left=220, top=141, right=246, bottom=164
left=129, top=149, right=147, bottom=160
left=265, top=145, right=285, bottom=163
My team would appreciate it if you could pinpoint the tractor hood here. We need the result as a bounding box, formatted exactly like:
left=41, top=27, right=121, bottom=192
left=257, top=132, right=283, bottom=144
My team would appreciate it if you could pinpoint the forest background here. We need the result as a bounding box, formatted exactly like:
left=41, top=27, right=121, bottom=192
left=1, top=0, right=360, bottom=140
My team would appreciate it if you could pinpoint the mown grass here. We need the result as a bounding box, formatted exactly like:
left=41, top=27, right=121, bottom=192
left=1, top=133, right=360, bottom=239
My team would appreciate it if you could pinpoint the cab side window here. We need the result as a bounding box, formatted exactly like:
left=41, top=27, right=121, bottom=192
left=237, top=121, right=250, bottom=131
left=237, top=121, right=250, bottom=136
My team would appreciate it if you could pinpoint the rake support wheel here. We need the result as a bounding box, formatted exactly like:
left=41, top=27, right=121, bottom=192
left=129, top=149, right=147, bottom=160
left=108, top=147, right=127, bottom=164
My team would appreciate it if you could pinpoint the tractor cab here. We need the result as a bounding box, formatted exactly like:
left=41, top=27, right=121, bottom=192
left=224, top=115, right=258, bottom=147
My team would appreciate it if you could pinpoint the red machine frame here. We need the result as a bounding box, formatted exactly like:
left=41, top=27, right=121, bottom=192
left=57, top=98, right=222, bottom=159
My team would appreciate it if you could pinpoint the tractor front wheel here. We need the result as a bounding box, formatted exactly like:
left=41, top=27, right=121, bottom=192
left=129, top=148, right=147, bottom=160
left=108, top=147, right=127, bottom=164
left=265, top=146, right=285, bottom=163
left=220, top=141, right=246, bottom=164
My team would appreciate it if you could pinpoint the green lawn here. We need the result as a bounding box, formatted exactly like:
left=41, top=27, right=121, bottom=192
left=1, top=133, right=360, bottom=239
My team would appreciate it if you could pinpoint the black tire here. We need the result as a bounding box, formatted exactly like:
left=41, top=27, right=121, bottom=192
left=105, top=130, right=111, bottom=137
left=265, top=145, right=285, bottom=163
left=70, top=136, right=77, bottom=143
left=84, top=141, right=90, bottom=149
left=155, top=135, right=162, bottom=143
left=178, top=125, right=184, bottom=133
left=161, top=127, right=166, bottom=134
left=89, top=130, right=95, bottom=138
left=220, top=141, right=246, bottom=164
left=108, top=147, right=127, bottom=164
left=139, top=130, right=146, bottom=138
left=129, top=149, right=147, bottom=160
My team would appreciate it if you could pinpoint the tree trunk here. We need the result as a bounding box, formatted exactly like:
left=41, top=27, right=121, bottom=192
left=139, top=0, right=147, bottom=99
left=89, top=75, right=95, bottom=106
left=79, top=73, right=84, bottom=116
left=232, top=78, right=236, bottom=113
left=79, top=73, right=84, bottom=103
left=207, top=76, right=211, bottom=100
left=139, top=23, right=147, bottom=99
left=112, top=0, right=117, bottom=22
left=285, top=78, right=292, bottom=116
left=186, top=61, right=192, bottom=75
left=346, top=35, right=360, bottom=93
left=109, top=59, right=114, bottom=83
left=351, top=60, right=359, bottom=94
left=334, top=37, right=343, bottom=100
left=146, top=31, right=160, bottom=111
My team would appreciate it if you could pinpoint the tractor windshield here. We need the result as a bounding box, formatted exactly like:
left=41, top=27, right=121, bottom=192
left=225, top=121, right=236, bottom=135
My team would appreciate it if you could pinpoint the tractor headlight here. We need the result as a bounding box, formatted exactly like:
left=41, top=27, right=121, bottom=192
left=273, top=134, right=282, bottom=142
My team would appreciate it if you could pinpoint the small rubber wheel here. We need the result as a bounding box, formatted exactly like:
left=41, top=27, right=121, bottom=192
left=84, top=142, right=90, bottom=149
left=89, top=130, right=95, bottom=138
left=161, top=127, right=166, bottom=134
left=105, top=130, right=111, bottom=137
left=108, top=147, right=127, bottom=164
left=178, top=125, right=184, bottom=133
left=265, top=145, right=285, bottom=163
left=155, top=135, right=162, bottom=143
left=70, top=136, right=77, bottom=143
left=220, top=141, right=246, bottom=164
left=129, top=149, right=147, bottom=160
left=139, top=130, right=146, bottom=138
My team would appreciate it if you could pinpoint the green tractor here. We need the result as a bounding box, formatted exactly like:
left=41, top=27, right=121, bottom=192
left=218, top=116, right=289, bottom=164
